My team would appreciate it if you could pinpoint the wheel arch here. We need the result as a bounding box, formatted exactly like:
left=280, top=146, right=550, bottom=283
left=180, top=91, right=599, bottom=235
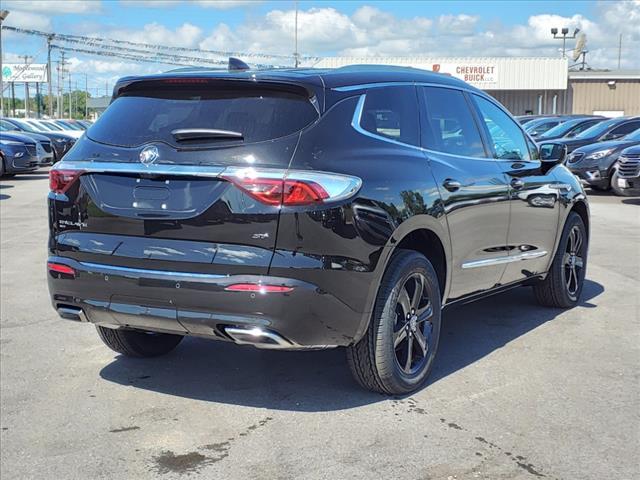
left=570, top=199, right=590, bottom=240
left=353, top=218, right=452, bottom=343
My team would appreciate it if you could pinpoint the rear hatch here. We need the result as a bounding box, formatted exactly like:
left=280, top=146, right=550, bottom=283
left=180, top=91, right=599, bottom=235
left=50, top=78, right=321, bottom=275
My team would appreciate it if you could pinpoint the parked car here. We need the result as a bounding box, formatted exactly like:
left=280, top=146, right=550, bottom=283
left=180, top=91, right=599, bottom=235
left=52, top=120, right=86, bottom=136
left=0, top=120, right=54, bottom=166
left=525, top=117, right=570, bottom=139
left=566, top=128, right=640, bottom=191
left=537, top=116, right=605, bottom=141
left=552, top=116, right=640, bottom=154
left=47, top=65, right=589, bottom=394
left=30, top=119, right=84, bottom=139
left=515, top=115, right=540, bottom=125
left=611, top=145, right=640, bottom=196
left=1, top=118, right=76, bottom=162
left=0, top=133, right=40, bottom=176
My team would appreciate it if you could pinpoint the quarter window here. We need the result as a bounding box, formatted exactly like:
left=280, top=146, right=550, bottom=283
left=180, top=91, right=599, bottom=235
left=420, top=87, right=486, bottom=157
left=473, top=95, right=530, bottom=161
left=360, top=86, right=419, bottom=146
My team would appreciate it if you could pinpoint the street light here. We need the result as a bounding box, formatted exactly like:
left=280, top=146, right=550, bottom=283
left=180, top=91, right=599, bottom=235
left=0, top=10, right=10, bottom=116
left=551, top=27, right=580, bottom=59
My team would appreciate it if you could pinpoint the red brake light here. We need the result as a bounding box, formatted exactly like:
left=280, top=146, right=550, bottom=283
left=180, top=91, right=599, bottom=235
left=224, top=283, right=294, bottom=293
left=48, top=262, right=76, bottom=277
left=226, top=177, right=329, bottom=206
left=50, top=169, right=83, bottom=193
left=283, top=180, right=329, bottom=205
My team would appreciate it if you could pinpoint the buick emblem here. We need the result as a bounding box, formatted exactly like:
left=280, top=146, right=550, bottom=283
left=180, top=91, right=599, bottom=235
left=139, top=145, right=159, bottom=166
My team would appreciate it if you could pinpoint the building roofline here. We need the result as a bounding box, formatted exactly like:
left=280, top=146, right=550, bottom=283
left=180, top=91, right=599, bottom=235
left=569, top=70, right=640, bottom=80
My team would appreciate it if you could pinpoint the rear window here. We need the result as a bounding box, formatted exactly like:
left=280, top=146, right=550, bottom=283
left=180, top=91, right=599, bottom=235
left=87, top=84, right=319, bottom=148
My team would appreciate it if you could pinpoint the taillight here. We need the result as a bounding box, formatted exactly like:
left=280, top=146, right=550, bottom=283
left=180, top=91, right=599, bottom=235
left=224, top=283, right=294, bottom=293
left=49, top=169, right=83, bottom=194
left=48, top=262, right=76, bottom=277
left=222, top=168, right=360, bottom=207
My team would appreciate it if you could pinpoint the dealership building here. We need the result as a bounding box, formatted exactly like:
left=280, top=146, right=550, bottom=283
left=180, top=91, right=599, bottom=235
left=314, top=57, right=640, bottom=116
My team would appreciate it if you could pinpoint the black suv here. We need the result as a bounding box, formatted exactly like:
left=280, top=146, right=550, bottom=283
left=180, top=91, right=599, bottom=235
left=47, top=66, right=589, bottom=394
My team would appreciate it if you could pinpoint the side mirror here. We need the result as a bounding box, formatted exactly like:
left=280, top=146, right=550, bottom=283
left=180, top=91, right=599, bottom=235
left=539, top=142, right=567, bottom=165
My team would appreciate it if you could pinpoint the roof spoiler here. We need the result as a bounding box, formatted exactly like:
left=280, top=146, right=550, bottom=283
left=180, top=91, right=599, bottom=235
left=228, top=57, right=250, bottom=72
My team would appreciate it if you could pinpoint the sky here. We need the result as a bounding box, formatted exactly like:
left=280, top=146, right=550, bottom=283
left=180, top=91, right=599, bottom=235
left=2, top=0, right=639, bottom=97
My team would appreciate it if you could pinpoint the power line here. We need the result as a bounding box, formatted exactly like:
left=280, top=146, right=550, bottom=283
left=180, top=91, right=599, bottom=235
left=1, top=25, right=319, bottom=63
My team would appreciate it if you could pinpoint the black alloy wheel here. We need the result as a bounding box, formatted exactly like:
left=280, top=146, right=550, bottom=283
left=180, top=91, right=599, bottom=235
left=347, top=250, right=442, bottom=394
left=393, top=273, right=435, bottom=375
left=563, top=225, right=585, bottom=301
left=534, top=211, right=588, bottom=308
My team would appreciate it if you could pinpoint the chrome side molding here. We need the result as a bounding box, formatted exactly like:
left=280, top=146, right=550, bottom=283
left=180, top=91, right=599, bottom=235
left=462, top=250, right=548, bottom=269
left=53, top=160, right=227, bottom=178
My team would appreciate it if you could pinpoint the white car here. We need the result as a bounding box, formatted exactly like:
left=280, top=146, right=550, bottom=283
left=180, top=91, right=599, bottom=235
left=24, top=119, right=84, bottom=139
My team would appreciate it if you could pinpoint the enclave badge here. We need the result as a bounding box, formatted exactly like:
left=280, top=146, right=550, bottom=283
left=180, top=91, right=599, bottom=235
left=139, top=145, right=159, bottom=166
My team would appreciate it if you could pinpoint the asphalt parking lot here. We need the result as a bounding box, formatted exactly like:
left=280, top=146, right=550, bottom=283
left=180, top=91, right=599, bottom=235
left=1, top=171, right=639, bottom=480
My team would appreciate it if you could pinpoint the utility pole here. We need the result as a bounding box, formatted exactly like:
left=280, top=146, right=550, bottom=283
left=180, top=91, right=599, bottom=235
left=294, top=0, right=299, bottom=68
left=84, top=73, right=88, bottom=119
left=10, top=81, right=15, bottom=116
left=617, top=34, right=622, bottom=69
left=23, top=54, right=30, bottom=118
left=58, top=51, right=66, bottom=118
left=0, top=10, right=9, bottom=116
left=68, top=72, right=72, bottom=118
left=35, top=82, right=41, bottom=118
left=47, top=35, right=53, bottom=117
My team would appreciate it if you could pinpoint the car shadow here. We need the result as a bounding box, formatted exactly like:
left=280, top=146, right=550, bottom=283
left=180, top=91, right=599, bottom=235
left=0, top=194, right=10, bottom=200
left=621, top=198, right=640, bottom=206
left=4, top=173, right=50, bottom=181
left=99, top=280, right=604, bottom=411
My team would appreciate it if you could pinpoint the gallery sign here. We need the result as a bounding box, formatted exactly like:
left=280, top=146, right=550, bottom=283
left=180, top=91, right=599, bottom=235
left=1, top=64, right=49, bottom=83
left=430, top=63, right=498, bottom=87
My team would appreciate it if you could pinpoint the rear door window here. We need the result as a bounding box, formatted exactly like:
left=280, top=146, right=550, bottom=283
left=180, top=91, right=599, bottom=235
left=88, top=83, right=319, bottom=148
left=360, top=86, right=419, bottom=146
left=420, top=87, right=486, bottom=157
left=608, top=121, right=640, bottom=138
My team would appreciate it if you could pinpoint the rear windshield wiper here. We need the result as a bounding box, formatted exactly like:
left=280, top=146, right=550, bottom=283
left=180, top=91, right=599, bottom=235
left=171, top=128, right=244, bottom=142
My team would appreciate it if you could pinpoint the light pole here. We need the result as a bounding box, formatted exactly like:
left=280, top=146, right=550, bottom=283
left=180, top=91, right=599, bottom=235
left=551, top=27, right=580, bottom=59
left=0, top=10, right=10, bottom=116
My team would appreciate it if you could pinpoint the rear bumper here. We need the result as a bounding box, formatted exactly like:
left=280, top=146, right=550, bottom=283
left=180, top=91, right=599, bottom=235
left=47, top=256, right=365, bottom=348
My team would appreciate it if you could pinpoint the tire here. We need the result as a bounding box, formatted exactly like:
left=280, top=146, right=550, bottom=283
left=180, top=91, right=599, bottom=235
left=0, top=158, right=4, bottom=177
left=96, top=326, right=183, bottom=357
left=347, top=250, right=442, bottom=395
left=533, top=212, right=588, bottom=308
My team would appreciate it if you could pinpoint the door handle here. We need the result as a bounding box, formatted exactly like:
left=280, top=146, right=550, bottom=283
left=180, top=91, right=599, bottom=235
left=443, top=179, right=462, bottom=192
left=510, top=178, right=525, bottom=190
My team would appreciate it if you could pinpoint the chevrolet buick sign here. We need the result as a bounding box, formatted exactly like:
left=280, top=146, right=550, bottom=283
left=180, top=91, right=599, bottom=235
left=429, top=63, right=498, bottom=87
left=2, top=64, right=48, bottom=83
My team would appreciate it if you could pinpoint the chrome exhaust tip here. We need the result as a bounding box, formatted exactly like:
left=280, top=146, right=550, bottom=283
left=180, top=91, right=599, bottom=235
left=224, top=326, right=292, bottom=349
left=57, top=306, right=87, bottom=322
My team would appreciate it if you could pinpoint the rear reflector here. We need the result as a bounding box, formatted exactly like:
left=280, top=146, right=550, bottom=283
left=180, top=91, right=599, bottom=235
left=50, top=169, right=84, bottom=194
left=224, top=283, right=294, bottom=293
left=48, top=262, right=76, bottom=277
left=222, top=167, right=361, bottom=207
